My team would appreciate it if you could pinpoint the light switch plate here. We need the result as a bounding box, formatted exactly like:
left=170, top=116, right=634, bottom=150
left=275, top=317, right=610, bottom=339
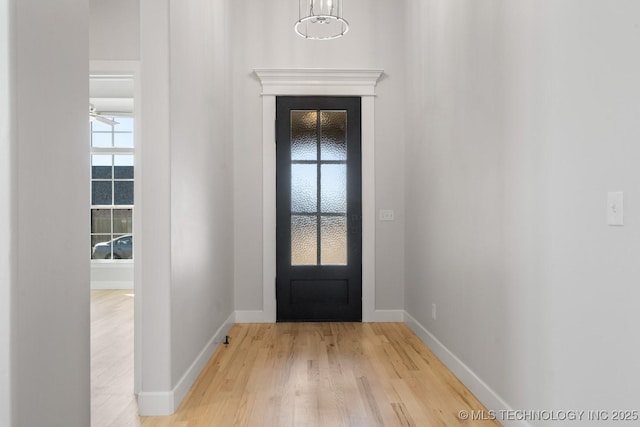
left=379, top=209, right=394, bottom=221
left=607, top=192, right=623, bottom=226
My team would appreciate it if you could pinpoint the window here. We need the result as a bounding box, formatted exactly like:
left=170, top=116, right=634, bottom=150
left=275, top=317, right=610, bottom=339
left=90, top=116, right=134, bottom=260
left=290, top=110, right=348, bottom=266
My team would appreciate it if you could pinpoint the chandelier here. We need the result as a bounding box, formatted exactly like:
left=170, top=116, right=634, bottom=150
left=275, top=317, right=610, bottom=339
left=295, top=0, right=349, bottom=40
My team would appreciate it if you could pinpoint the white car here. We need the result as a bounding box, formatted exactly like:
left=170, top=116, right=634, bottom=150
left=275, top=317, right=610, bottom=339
left=92, top=234, right=133, bottom=259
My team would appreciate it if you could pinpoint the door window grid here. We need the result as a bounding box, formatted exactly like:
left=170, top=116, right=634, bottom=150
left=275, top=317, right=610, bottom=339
left=290, top=110, right=347, bottom=266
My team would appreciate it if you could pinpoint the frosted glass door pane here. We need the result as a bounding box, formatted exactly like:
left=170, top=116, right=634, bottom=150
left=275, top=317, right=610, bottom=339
left=291, top=164, right=317, bottom=212
left=289, top=107, right=351, bottom=267
left=320, top=111, right=347, bottom=160
left=321, top=164, right=346, bottom=213
left=292, top=216, right=317, bottom=265
left=291, top=111, right=317, bottom=160
left=321, top=216, right=347, bottom=265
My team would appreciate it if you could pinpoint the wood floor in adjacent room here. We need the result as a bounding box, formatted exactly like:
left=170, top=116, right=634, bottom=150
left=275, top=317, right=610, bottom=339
left=91, top=289, right=140, bottom=427
left=92, top=290, right=500, bottom=427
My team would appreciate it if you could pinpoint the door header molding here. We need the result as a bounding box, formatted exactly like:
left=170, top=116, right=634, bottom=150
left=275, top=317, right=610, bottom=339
left=255, top=68, right=383, bottom=96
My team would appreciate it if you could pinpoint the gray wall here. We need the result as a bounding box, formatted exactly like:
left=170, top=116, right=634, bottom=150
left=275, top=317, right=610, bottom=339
left=5, top=0, right=90, bottom=426
left=168, top=0, right=234, bottom=387
left=6, top=0, right=637, bottom=423
left=90, top=263, right=133, bottom=289
left=404, top=0, right=640, bottom=421
left=138, top=0, right=235, bottom=409
left=138, top=0, right=172, bottom=395
left=0, top=1, right=11, bottom=423
left=91, top=0, right=234, bottom=413
left=230, top=0, right=406, bottom=313
left=90, top=0, right=139, bottom=60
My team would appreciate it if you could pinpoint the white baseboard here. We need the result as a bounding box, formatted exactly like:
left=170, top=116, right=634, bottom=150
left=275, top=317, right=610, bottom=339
left=235, top=309, right=404, bottom=323
left=137, top=311, right=235, bottom=416
left=90, top=280, right=133, bottom=290
left=403, top=311, right=531, bottom=427
left=172, top=311, right=235, bottom=411
left=137, top=391, right=174, bottom=416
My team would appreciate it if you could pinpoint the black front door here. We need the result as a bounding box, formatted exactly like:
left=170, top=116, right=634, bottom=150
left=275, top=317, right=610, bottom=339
left=276, top=96, right=362, bottom=322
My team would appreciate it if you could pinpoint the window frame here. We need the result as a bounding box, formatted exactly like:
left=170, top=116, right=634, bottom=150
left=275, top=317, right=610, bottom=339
left=90, top=115, right=135, bottom=263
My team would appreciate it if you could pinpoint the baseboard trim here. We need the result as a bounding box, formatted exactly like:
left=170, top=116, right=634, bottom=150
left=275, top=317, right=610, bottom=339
left=172, top=311, right=235, bottom=411
left=137, top=311, right=235, bottom=416
left=137, top=391, right=174, bottom=416
left=403, top=311, right=531, bottom=427
left=235, top=309, right=404, bottom=323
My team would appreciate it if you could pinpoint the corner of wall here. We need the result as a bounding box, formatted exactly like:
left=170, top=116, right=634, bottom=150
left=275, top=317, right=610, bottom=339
left=138, top=310, right=235, bottom=416
left=404, top=311, right=532, bottom=427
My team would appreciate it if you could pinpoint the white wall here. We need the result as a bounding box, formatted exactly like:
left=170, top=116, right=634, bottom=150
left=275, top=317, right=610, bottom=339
left=543, top=1, right=640, bottom=414
left=90, top=263, right=134, bottom=289
left=231, top=0, right=406, bottom=313
left=9, top=0, right=90, bottom=426
left=168, top=0, right=234, bottom=390
left=90, top=0, right=139, bottom=60
left=138, top=0, right=173, bottom=403
left=404, top=0, right=640, bottom=423
left=138, top=0, right=234, bottom=414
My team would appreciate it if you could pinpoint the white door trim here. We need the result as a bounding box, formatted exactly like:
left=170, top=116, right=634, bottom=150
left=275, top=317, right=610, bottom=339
left=252, top=68, right=383, bottom=322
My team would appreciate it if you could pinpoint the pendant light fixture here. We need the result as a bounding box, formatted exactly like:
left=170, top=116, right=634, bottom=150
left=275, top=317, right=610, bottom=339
left=295, top=0, right=349, bottom=40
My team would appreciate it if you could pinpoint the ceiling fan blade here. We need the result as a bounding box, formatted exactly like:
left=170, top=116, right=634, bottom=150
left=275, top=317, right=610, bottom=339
left=93, top=115, right=119, bottom=126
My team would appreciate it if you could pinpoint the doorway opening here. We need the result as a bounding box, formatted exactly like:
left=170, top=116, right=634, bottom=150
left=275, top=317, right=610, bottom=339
left=89, top=65, right=141, bottom=423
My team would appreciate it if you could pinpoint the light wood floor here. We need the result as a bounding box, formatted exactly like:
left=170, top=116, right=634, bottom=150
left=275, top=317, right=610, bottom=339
left=141, top=323, right=500, bottom=427
left=91, top=289, right=140, bottom=427
left=92, top=291, right=499, bottom=426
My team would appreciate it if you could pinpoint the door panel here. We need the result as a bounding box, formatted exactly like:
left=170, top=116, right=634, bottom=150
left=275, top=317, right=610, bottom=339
left=276, top=96, right=362, bottom=322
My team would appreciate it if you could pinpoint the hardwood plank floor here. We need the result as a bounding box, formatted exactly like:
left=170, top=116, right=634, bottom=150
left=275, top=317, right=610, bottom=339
left=140, top=323, right=501, bottom=427
left=91, top=291, right=499, bottom=426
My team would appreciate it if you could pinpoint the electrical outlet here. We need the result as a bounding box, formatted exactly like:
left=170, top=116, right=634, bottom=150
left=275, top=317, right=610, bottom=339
left=432, top=303, right=437, bottom=320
